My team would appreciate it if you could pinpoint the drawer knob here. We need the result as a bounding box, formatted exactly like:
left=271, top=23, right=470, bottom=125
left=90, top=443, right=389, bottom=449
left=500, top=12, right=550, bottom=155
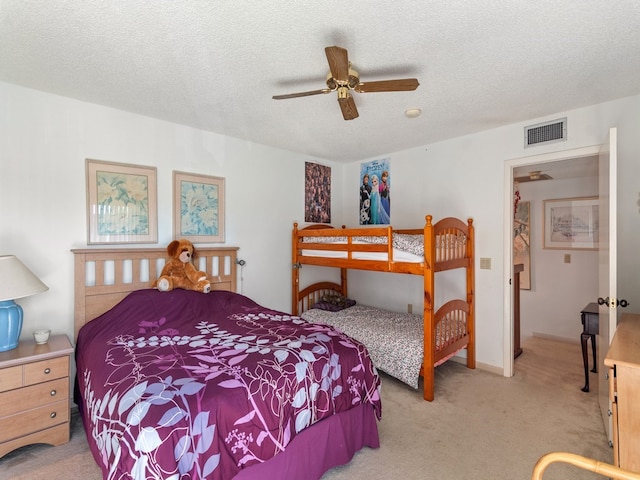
left=50, top=389, right=57, bottom=396
left=44, top=368, right=51, bottom=374
left=50, top=412, right=57, bottom=419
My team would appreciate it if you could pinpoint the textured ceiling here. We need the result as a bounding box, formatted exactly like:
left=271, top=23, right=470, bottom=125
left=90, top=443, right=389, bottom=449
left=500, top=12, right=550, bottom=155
left=1, top=1, right=639, bottom=163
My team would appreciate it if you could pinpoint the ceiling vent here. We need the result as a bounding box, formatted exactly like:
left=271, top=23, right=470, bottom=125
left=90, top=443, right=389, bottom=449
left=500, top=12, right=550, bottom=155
left=524, top=118, right=567, bottom=148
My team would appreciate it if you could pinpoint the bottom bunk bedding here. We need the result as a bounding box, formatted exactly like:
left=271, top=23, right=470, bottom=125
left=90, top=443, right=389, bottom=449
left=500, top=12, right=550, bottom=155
left=301, top=305, right=423, bottom=389
left=75, top=289, right=381, bottom=480
left=301, top=303, right=467, bottom=390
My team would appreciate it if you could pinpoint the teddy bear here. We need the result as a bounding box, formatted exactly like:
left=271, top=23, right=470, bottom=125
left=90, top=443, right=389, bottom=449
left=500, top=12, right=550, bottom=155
left=153, top=239, right=211, bottom=293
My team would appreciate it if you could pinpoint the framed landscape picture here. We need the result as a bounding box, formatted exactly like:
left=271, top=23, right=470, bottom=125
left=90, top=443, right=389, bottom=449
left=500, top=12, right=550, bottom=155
left=543, top=197, right=599, bottom=250
left=173, top=171, right=225, bottom=243
left=86, top=159, right=158, bottom=244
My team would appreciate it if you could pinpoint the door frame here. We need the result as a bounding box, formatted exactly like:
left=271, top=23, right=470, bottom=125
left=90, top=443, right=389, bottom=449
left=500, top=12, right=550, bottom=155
left=502, top=144, right=602, bottom=377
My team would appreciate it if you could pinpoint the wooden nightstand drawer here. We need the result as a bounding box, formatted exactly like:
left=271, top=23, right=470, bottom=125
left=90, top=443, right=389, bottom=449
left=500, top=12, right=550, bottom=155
left=0, top=378, right=69, bottom=417
left=0, top=334, right=74, bottom=458
left=23, top=356, right=69, bottom=385
left=0, top=399, right=69, bottom=442
left=0, top=365, right=22, bottom=393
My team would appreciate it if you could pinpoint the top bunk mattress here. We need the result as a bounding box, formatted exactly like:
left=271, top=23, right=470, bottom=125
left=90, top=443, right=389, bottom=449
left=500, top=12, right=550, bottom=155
left=301, top=233, right=425, bottom=263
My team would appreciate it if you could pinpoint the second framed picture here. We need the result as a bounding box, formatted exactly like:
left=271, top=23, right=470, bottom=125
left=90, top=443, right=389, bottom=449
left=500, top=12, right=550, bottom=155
left=173, top=171, right=225, bottom=243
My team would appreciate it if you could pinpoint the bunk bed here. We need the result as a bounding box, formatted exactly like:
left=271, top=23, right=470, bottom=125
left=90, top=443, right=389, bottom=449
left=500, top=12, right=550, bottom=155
left=72, top=247, right=381, bottom=480
left=291, top=215, right=475, bottom=401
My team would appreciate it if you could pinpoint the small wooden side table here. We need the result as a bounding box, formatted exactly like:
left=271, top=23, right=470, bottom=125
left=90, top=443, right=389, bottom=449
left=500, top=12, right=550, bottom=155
left=580, top=302, right=599, bottom=392
left=513, top=264, right=524, bottom=359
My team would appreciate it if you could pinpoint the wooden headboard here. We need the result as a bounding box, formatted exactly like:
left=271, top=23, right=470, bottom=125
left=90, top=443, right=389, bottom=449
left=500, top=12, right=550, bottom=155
left=72, top=247, right=239, bottom=339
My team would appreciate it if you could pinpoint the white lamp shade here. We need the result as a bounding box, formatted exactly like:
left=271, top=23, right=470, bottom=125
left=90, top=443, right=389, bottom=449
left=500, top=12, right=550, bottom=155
left=0, top=255, right=49, bottom=301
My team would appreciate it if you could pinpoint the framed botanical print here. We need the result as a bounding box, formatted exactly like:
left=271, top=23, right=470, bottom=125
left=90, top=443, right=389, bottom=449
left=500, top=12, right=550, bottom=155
left=173, top=171, right=225, bottom=243
left=86, top=159, right=158, bottom=244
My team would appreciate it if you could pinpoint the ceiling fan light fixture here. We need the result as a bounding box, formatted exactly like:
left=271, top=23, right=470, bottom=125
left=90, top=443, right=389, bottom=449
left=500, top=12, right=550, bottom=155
left=274, top=46, right=420, bottom=121
left=325, top=74, right=337, bottom=90
left=337, top=86, right=349, bottom=99
left=347, top=67, right=359, bottom=89
left=529, top=170, right=542, bottom=180
left=405, top=108, right=422, bottom=118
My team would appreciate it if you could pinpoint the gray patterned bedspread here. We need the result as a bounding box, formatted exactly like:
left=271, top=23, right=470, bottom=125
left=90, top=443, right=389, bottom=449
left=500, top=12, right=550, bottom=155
left=301, top=304, right=423, bottom=389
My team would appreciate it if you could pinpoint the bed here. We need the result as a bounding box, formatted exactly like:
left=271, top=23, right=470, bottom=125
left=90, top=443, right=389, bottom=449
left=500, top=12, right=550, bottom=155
left=72, top=247, right=381, bottom=480
left=291, top=215, right=475, bottom=402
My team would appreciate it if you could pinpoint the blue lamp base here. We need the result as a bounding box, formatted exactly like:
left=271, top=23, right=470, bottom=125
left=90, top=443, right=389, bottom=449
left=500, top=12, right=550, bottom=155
left=0, top=300, right=23, bottom=352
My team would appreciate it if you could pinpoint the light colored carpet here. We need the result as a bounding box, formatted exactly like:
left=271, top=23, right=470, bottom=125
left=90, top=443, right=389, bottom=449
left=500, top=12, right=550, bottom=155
left=0, top=337, right=611, bottom=480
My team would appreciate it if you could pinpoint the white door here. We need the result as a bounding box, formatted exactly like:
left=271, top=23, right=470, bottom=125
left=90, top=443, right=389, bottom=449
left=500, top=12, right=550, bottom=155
left=598, top=127, right=617, bottom=444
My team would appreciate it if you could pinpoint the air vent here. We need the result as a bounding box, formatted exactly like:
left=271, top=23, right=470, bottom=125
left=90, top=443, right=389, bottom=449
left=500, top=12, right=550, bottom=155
left=524, top=118, right=567, bottom=147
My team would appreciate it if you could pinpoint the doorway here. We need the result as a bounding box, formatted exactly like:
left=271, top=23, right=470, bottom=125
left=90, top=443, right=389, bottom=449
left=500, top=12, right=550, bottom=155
left=503, top=145, right=602, bottom=378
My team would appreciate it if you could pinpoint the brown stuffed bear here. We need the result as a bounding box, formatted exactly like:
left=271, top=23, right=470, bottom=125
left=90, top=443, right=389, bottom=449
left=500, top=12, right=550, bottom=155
left=153, top=239, right=211, bottom=293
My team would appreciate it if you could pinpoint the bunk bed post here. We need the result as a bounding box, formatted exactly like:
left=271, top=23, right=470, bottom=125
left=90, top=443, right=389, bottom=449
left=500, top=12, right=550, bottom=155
left=339, top=222, right=348, bottom=298
left=466, top=218, right=476, bottom=368
left=292, top=222, right=300, bottom=315
left=423, top=215, right=436, bottom=401
left=341, top=267, right=348, bottom=298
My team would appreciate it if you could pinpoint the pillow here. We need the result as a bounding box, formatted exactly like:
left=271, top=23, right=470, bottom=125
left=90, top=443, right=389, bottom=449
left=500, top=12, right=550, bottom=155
left=311, top=294, right=356, bottom=312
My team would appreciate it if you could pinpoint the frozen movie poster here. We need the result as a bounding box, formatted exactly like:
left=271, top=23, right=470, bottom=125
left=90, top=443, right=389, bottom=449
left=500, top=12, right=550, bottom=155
left=359, top=158, right=390, bottom=225
left=305, top=162, right=331, bottom=223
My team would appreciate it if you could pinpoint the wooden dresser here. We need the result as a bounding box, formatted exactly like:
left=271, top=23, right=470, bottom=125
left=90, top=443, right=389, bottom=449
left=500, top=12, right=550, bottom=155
left=0, top=334, right=74, bottom=458
left=604, top=313, right=640, bottom=472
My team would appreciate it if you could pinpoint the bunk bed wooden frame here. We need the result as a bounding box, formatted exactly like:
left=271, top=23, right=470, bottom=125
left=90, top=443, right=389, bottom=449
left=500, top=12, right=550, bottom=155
left=291, top=215, right=475, bottom=401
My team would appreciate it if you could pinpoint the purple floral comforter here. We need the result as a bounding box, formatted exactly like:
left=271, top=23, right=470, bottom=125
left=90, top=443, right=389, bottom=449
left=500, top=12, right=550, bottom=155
left=76, top=289, right=381, bottom=480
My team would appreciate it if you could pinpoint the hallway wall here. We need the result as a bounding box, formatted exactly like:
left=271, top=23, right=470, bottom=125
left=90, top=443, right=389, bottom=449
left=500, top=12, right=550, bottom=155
left=517, top=175, right=599, bottom=341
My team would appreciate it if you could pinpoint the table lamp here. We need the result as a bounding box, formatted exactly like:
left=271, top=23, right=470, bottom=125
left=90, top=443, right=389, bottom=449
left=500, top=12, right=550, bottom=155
left=0, top=255, right=49, bottom=352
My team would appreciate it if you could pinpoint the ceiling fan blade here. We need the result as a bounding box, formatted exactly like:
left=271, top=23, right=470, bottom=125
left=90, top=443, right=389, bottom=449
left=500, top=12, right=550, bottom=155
left=325, top=46, right=349, bottom=83
left=337, top=92, right=359, bottom=120
left=272, top=89, right=331, bottom=100
left=355, top=78, right=420, bottom=93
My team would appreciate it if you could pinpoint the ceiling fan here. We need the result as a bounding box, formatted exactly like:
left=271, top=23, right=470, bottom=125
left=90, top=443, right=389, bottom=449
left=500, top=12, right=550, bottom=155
left=272, top=46, right=420, bottom=121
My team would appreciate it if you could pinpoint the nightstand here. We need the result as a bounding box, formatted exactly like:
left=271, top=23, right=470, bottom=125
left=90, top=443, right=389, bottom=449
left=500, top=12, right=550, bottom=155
left=0, top=334, right=74, bottom=458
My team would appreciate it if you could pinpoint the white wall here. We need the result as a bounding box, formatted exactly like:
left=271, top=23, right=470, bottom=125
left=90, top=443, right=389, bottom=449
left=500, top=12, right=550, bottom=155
left=329, top=94, right=640, bottom=370
left=517, top=177, right=598, bottom=341
left=3, top=80, right=640, bottom=377
left=0, top=81, right=344, bottom=347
